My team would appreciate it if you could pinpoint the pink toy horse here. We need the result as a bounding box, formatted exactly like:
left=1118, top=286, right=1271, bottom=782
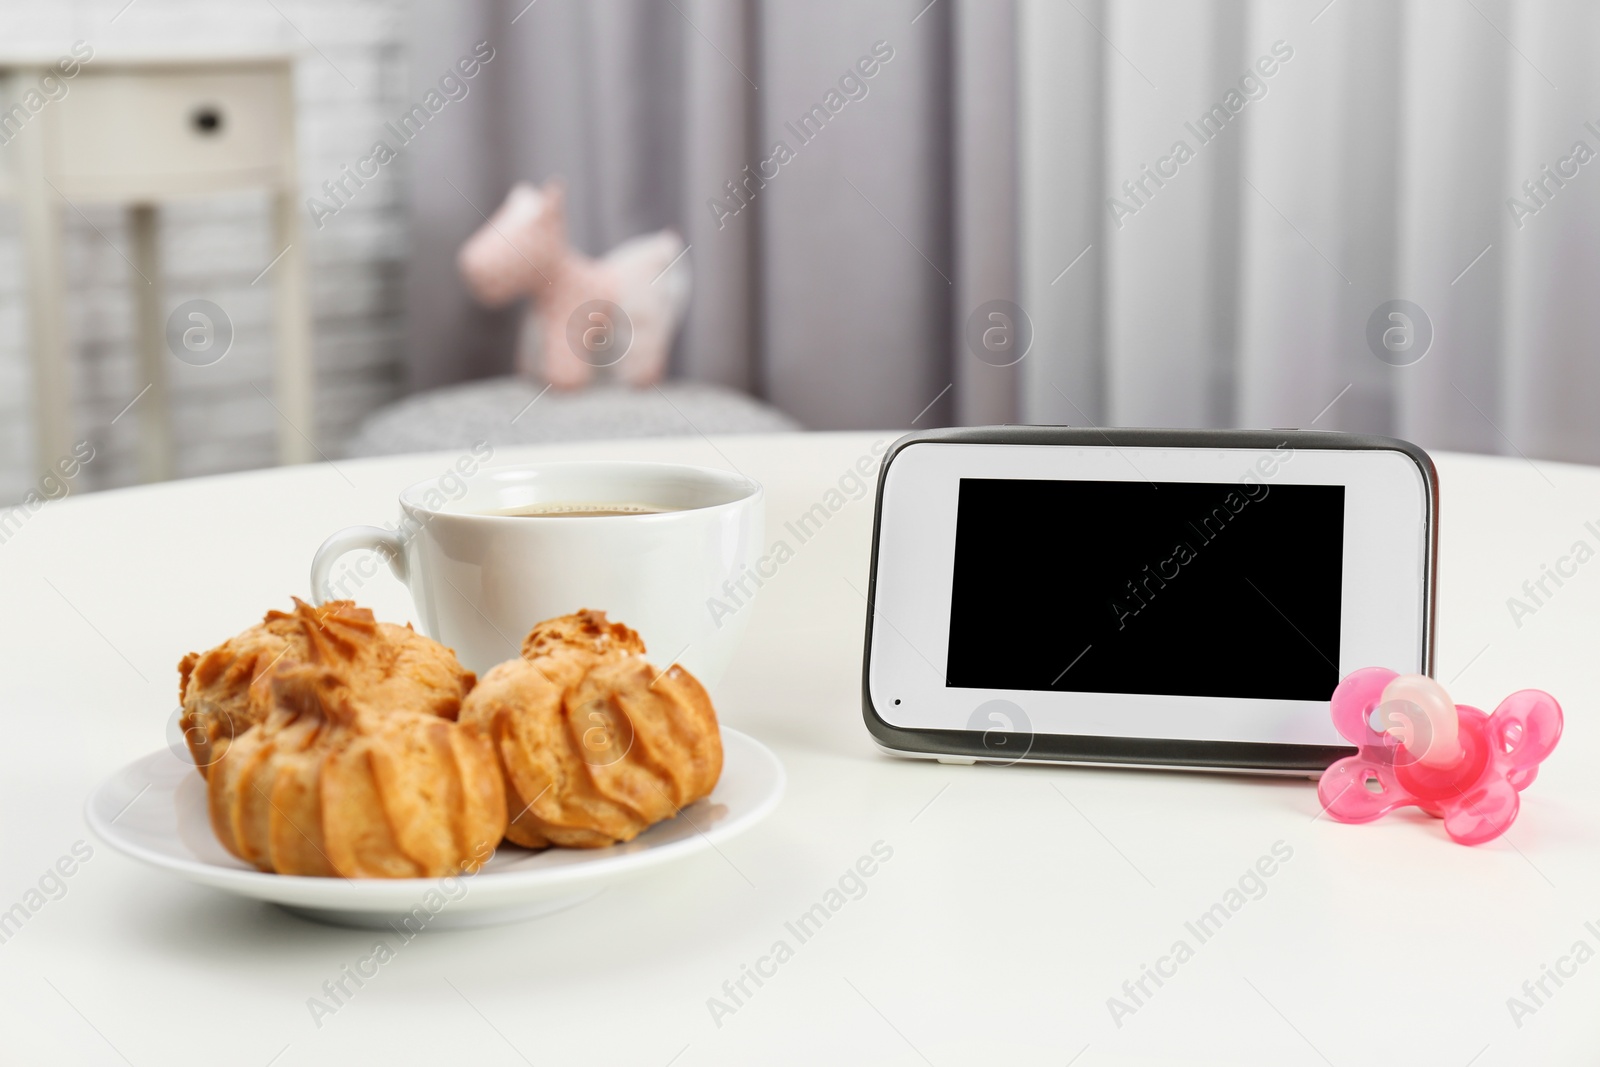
left=457, top=179, right=690, bottom=388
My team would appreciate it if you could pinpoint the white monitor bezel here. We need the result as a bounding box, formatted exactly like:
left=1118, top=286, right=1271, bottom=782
left=866, top=438, right=1432, bottom=753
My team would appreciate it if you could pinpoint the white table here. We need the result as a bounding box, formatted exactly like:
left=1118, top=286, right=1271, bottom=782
left=0, top=431, right=1595, bottom=1065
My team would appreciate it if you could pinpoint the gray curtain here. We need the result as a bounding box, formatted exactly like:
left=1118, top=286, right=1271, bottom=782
left=1016, top=0, right=1600, bottom=466
left=408, top=0, right=1600, bottom=466
left=405, top=0, right=1021, bottom=429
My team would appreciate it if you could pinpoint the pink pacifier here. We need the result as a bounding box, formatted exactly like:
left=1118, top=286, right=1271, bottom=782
left=1317, top=667, right=1562, bottom=845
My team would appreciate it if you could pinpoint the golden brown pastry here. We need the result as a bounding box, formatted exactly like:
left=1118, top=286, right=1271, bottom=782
left=207, top=665, right=506, bottom=878
left=177, top=598, right=475, bottom=777
left=460, top=610, right=723, bottom=849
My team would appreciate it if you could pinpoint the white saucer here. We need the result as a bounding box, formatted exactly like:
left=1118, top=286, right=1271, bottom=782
left=87, top=727, right=784, bottom=929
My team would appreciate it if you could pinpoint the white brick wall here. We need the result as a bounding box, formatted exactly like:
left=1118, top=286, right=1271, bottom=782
left=0, top=0, right=412, bottom=502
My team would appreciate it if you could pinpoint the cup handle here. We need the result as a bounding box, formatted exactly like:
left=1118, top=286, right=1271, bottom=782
left=310, top=526, right=408, bottom=606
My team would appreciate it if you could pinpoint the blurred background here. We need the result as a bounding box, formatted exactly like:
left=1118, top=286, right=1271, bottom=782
left=2, top=0, right=1597, bottom=505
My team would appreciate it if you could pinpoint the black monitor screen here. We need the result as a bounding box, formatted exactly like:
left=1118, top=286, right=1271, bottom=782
left=945, top=477, right=1345, bottom=701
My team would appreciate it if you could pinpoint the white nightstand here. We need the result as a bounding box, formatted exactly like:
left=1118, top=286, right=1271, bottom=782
left=0, top=49, right=314, bottom=482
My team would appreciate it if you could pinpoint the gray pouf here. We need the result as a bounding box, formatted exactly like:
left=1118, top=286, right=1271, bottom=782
left=344, top=378, right=803, bottom=458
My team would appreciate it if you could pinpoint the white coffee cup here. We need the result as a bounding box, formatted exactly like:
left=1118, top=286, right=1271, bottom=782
left=309, top=461, right=764, bottom=685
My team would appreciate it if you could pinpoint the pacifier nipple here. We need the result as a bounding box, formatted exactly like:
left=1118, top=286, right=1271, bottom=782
left=1377, top=674, right=1462, bottom=769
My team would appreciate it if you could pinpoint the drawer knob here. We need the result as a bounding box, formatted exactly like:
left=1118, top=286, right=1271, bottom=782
left=191, top=106, right=224, bottom=135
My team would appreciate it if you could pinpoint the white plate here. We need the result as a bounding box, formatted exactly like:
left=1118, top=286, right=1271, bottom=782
left=87, top=727, right=784, bottom=929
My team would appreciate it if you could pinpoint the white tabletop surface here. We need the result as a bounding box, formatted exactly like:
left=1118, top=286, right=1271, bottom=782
left=1, top=430, right=1596, bottom=1065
